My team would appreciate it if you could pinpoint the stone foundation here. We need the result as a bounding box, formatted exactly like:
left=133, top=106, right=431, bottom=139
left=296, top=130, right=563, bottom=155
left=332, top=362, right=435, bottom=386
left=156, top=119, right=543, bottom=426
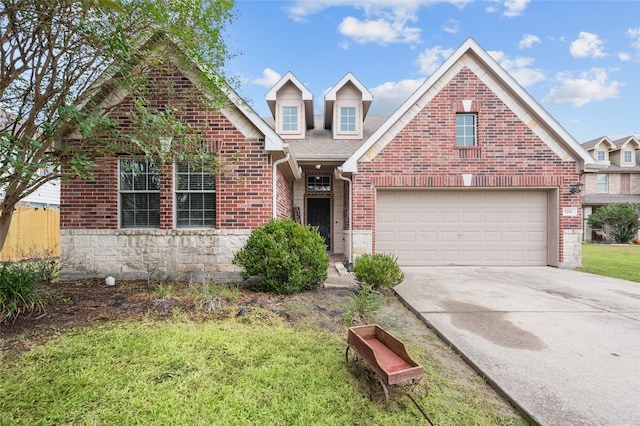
left=560, top=229, right=583, bottom=269
left=60, top=229, right=251, bottom=282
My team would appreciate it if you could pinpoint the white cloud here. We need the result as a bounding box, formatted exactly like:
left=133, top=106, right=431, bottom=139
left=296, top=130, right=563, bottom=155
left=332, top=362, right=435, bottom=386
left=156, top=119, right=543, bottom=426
left=503, top=0, right=530, bottom=17
left=570, top=32, right=606, bottom=58
left=488, top=50, right=545, bottom=86
left=618, top=52, right=631, bottom=61
left=542, top=68, right=622, bottom=107
left=442, top=19, right=459, bottom=34
left=369, top=78, right=426, bottom=114
left=339, top=16, right=421, bottom=45
left=626, top=27, right=640, bottom=49
left=518, top=34, right=540, bottom=49
left=416, top=46, right=454, bottom=75
left=251, top=68, right=282, bottom=88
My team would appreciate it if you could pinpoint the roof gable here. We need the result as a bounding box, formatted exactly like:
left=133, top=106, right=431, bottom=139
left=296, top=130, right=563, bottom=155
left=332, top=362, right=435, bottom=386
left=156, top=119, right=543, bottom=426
left=265, top=71, right=314, bottom=128
left=324, top=72, right=372, bottom=130
left=342, top=38, right=593, bottom=173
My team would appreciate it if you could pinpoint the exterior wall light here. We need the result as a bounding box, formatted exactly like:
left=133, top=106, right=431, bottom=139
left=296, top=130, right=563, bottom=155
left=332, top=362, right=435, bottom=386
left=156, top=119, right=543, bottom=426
left=569, top=181, right=584, bottom=195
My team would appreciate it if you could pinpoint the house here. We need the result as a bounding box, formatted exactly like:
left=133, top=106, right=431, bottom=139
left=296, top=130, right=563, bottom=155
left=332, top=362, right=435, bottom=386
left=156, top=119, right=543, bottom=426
left=60, top=37, right=594, bottom=282
left=580, top=135, right=640, bottom=242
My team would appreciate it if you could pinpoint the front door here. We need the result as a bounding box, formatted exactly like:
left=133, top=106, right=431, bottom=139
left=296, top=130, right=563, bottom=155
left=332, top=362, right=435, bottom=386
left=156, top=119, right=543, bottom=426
left=307, top=197, right=331, bottom=251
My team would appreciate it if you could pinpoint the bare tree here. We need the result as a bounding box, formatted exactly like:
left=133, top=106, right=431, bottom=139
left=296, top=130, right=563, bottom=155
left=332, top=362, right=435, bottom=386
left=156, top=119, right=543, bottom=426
left=0, top=0, right=236, bottom=251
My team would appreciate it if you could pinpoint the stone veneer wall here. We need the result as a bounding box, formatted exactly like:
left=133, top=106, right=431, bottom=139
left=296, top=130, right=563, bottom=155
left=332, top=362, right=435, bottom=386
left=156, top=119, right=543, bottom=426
left=561, top=229, right=583, bottom=268
left=60, top=229, right=251, bottom=282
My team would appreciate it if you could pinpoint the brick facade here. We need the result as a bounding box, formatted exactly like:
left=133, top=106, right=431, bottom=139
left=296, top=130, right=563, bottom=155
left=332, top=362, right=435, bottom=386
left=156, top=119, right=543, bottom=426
left=60, top=61, right=291, bottom=281
left=351, top=68, right=582, bottom=266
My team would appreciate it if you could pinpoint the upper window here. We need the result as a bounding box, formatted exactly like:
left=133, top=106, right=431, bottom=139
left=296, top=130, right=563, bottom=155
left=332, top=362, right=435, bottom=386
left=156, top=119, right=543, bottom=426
left=623, top=150, right=633, bottom=164
left=340, top=107, right=356, bottom=132
left=175, top=163, right=216, bottom=228
left=282, top=106, right=298, bottom=132
left=306, top=175, right=331, bottom=192
left=120, top=158, right=160, bottom=228
left=456, top=113, right=477, bottom=147
left=596, top=150, right=606, bottom=161
left=596, top=174, right=609, bottom=193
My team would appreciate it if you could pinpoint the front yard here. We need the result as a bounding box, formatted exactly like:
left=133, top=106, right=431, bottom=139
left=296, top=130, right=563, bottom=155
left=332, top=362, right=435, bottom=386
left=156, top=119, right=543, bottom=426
left=0, top=279, right=526, bottom=425
left=579, top=243, right=640, bottom=282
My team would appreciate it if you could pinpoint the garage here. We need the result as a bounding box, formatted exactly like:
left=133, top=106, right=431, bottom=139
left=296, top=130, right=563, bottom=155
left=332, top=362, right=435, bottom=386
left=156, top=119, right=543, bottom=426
left=376, top=190, right=550, bottom=266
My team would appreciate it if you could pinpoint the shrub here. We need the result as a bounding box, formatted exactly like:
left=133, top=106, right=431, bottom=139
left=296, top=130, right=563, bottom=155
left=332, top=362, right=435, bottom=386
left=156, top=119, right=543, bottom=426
left=233, top=218, right=329, bottom=295
left=353, top=253, right=404, bottom=290
left=588, top=203, right=640, bottom=244
left=0, top=261, right=47, bottom=324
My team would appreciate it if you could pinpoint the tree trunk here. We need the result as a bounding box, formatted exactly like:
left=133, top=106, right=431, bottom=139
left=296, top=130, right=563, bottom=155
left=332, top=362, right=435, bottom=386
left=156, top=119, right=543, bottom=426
left=0, top=204, right=16, bottom=254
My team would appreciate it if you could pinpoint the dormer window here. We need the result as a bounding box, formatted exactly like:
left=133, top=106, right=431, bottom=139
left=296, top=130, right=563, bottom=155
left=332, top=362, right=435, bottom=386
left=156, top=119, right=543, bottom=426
left=340, top=107, right=356, bottom=132
left=623, top=150, right=633, bottom=164
left=282, top=106, right=298, bottom=132
left=596, top=150, right=606, bottom=161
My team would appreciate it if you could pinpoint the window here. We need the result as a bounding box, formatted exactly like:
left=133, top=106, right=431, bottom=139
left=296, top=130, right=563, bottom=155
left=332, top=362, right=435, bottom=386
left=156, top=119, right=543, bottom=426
left=456, top=113, right=477, bottom=147
left=623, top=150, right=633, bottom=164
left=175, top=163, right=216, bottom=228
left=596, top=150, right=606, bottom=161
left=621, top=174, right=631, bottom=193
left=596, top=174, right=609, bottom=193
left=340, top=107, right=356, bottom=132
left=282, top=106, right=298, bottom=132
left=306, top=175, right=331, bottom=192
left=120, top=158, right=160, bottom=228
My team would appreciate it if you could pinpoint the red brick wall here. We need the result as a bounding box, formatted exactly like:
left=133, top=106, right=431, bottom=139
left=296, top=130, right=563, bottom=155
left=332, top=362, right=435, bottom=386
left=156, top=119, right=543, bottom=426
left=352, top=67, right=582, bottom=261
left=61, top=63, right=275, bottom=230
left=275, top=167, right=294, bottom=219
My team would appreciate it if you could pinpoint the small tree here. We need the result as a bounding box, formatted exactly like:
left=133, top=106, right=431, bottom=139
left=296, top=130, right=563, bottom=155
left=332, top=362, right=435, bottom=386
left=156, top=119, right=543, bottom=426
left=0, top=0, right=236, bottom=252
left=233, top=218, right=329, bottom=295
left=588, top=203, right=640, bottom=243
left=353, top=253, right=404, bottom=290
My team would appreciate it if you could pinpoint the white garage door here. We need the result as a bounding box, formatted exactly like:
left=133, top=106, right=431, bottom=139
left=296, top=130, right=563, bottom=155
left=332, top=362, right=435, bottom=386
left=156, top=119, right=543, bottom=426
left=376, top=190, right=548, bottom=266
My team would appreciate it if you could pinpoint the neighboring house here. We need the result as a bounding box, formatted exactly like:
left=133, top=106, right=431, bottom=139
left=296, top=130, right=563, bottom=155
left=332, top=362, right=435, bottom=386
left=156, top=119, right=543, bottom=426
left=580, top=135, right=640, bottom=242
left=60, top=37, right=594, bottom=281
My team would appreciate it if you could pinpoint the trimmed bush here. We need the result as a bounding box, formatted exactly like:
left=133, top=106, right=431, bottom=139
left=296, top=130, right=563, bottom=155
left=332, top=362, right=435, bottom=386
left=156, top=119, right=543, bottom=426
left=353, top=253, right=404, bottom=290
left=233, top=218, right=329, bottom=294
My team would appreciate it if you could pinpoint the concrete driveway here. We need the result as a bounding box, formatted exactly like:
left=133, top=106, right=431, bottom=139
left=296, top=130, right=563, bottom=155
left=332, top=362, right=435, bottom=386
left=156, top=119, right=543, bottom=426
left=394, top=267, right=640, bottom=426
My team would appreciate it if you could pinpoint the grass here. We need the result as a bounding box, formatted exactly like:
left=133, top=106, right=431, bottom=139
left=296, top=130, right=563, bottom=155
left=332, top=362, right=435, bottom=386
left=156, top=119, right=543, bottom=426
left=579, top=243, right=640, bottom=282
left=1, top=317, right=526, bottom=425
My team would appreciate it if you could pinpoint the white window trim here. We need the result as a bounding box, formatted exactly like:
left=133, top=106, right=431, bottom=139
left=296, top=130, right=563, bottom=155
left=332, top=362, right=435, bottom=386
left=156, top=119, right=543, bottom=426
left=622, top=150, right=633, bottom=165
left=118, top=156, right=161, bottom=229
left=596, top=174, right=609, bottom=194
left=456, top=113, right=477, bottom=147
left=596, top=150, right=606, bottom=161
left=173, top=162, right=216, bottom=229
left=334, top=100, right=361, bottom=138
left=277, top=102, right=303, bottom=135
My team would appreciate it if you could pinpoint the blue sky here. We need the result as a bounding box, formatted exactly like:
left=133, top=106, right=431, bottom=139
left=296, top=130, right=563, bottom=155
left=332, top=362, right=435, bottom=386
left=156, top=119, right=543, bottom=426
left=225, top=0, right=640, bottom=143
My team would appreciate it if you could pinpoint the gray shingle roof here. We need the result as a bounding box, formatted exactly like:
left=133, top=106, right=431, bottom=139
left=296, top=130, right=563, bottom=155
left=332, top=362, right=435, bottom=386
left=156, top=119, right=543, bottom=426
left=263, top=114, right=389, bottom=161
left=582, top=194, right=640, bottom=205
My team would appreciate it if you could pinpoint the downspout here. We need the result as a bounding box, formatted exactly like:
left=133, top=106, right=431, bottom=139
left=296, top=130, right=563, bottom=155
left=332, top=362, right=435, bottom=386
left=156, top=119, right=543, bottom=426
left=272, top=144, right=291, bottom=218
left=335, top=166, right=353, bottom=270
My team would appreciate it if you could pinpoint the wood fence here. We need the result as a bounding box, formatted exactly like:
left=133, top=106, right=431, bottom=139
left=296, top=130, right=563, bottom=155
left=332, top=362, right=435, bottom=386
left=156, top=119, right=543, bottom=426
left=0, top=206, right=60, bottom=261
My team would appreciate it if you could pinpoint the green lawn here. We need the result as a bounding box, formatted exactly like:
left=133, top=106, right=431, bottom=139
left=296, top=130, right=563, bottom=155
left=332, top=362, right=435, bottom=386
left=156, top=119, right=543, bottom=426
left=1, top=315, right=525, bottom=425
left=579, top=243, right=640, bottom=282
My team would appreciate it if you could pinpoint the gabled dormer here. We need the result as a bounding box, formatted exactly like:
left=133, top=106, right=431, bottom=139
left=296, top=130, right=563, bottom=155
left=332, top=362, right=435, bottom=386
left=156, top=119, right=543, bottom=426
left=324, top=72, right=372, bottom=140
left=266, top=72, right=314, bottom=140
left=611, top=136, right=640, bottom=167
left=585, top=137, right=615, bottom=164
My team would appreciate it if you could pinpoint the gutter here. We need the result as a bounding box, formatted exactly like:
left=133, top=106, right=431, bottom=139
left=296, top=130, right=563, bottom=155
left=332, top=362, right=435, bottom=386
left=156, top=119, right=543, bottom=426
left=335, top=166, right=353, bottom=269
left=272, top=145, right=291, bottom=218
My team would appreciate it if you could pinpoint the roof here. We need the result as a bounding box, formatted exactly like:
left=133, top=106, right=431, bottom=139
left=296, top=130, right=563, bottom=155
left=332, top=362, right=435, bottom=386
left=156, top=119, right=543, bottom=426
left=581, top=135, right=639, bottom=150
left=263, top=115, right=388, bottom=162
left=582, top=194, right=640, bottom=205
left=341, top=38, right=594, bottom=173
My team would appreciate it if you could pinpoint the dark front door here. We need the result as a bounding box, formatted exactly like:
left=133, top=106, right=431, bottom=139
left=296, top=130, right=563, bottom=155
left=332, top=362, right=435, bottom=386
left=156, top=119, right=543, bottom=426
left=307, top=198, right=331, bottom=251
